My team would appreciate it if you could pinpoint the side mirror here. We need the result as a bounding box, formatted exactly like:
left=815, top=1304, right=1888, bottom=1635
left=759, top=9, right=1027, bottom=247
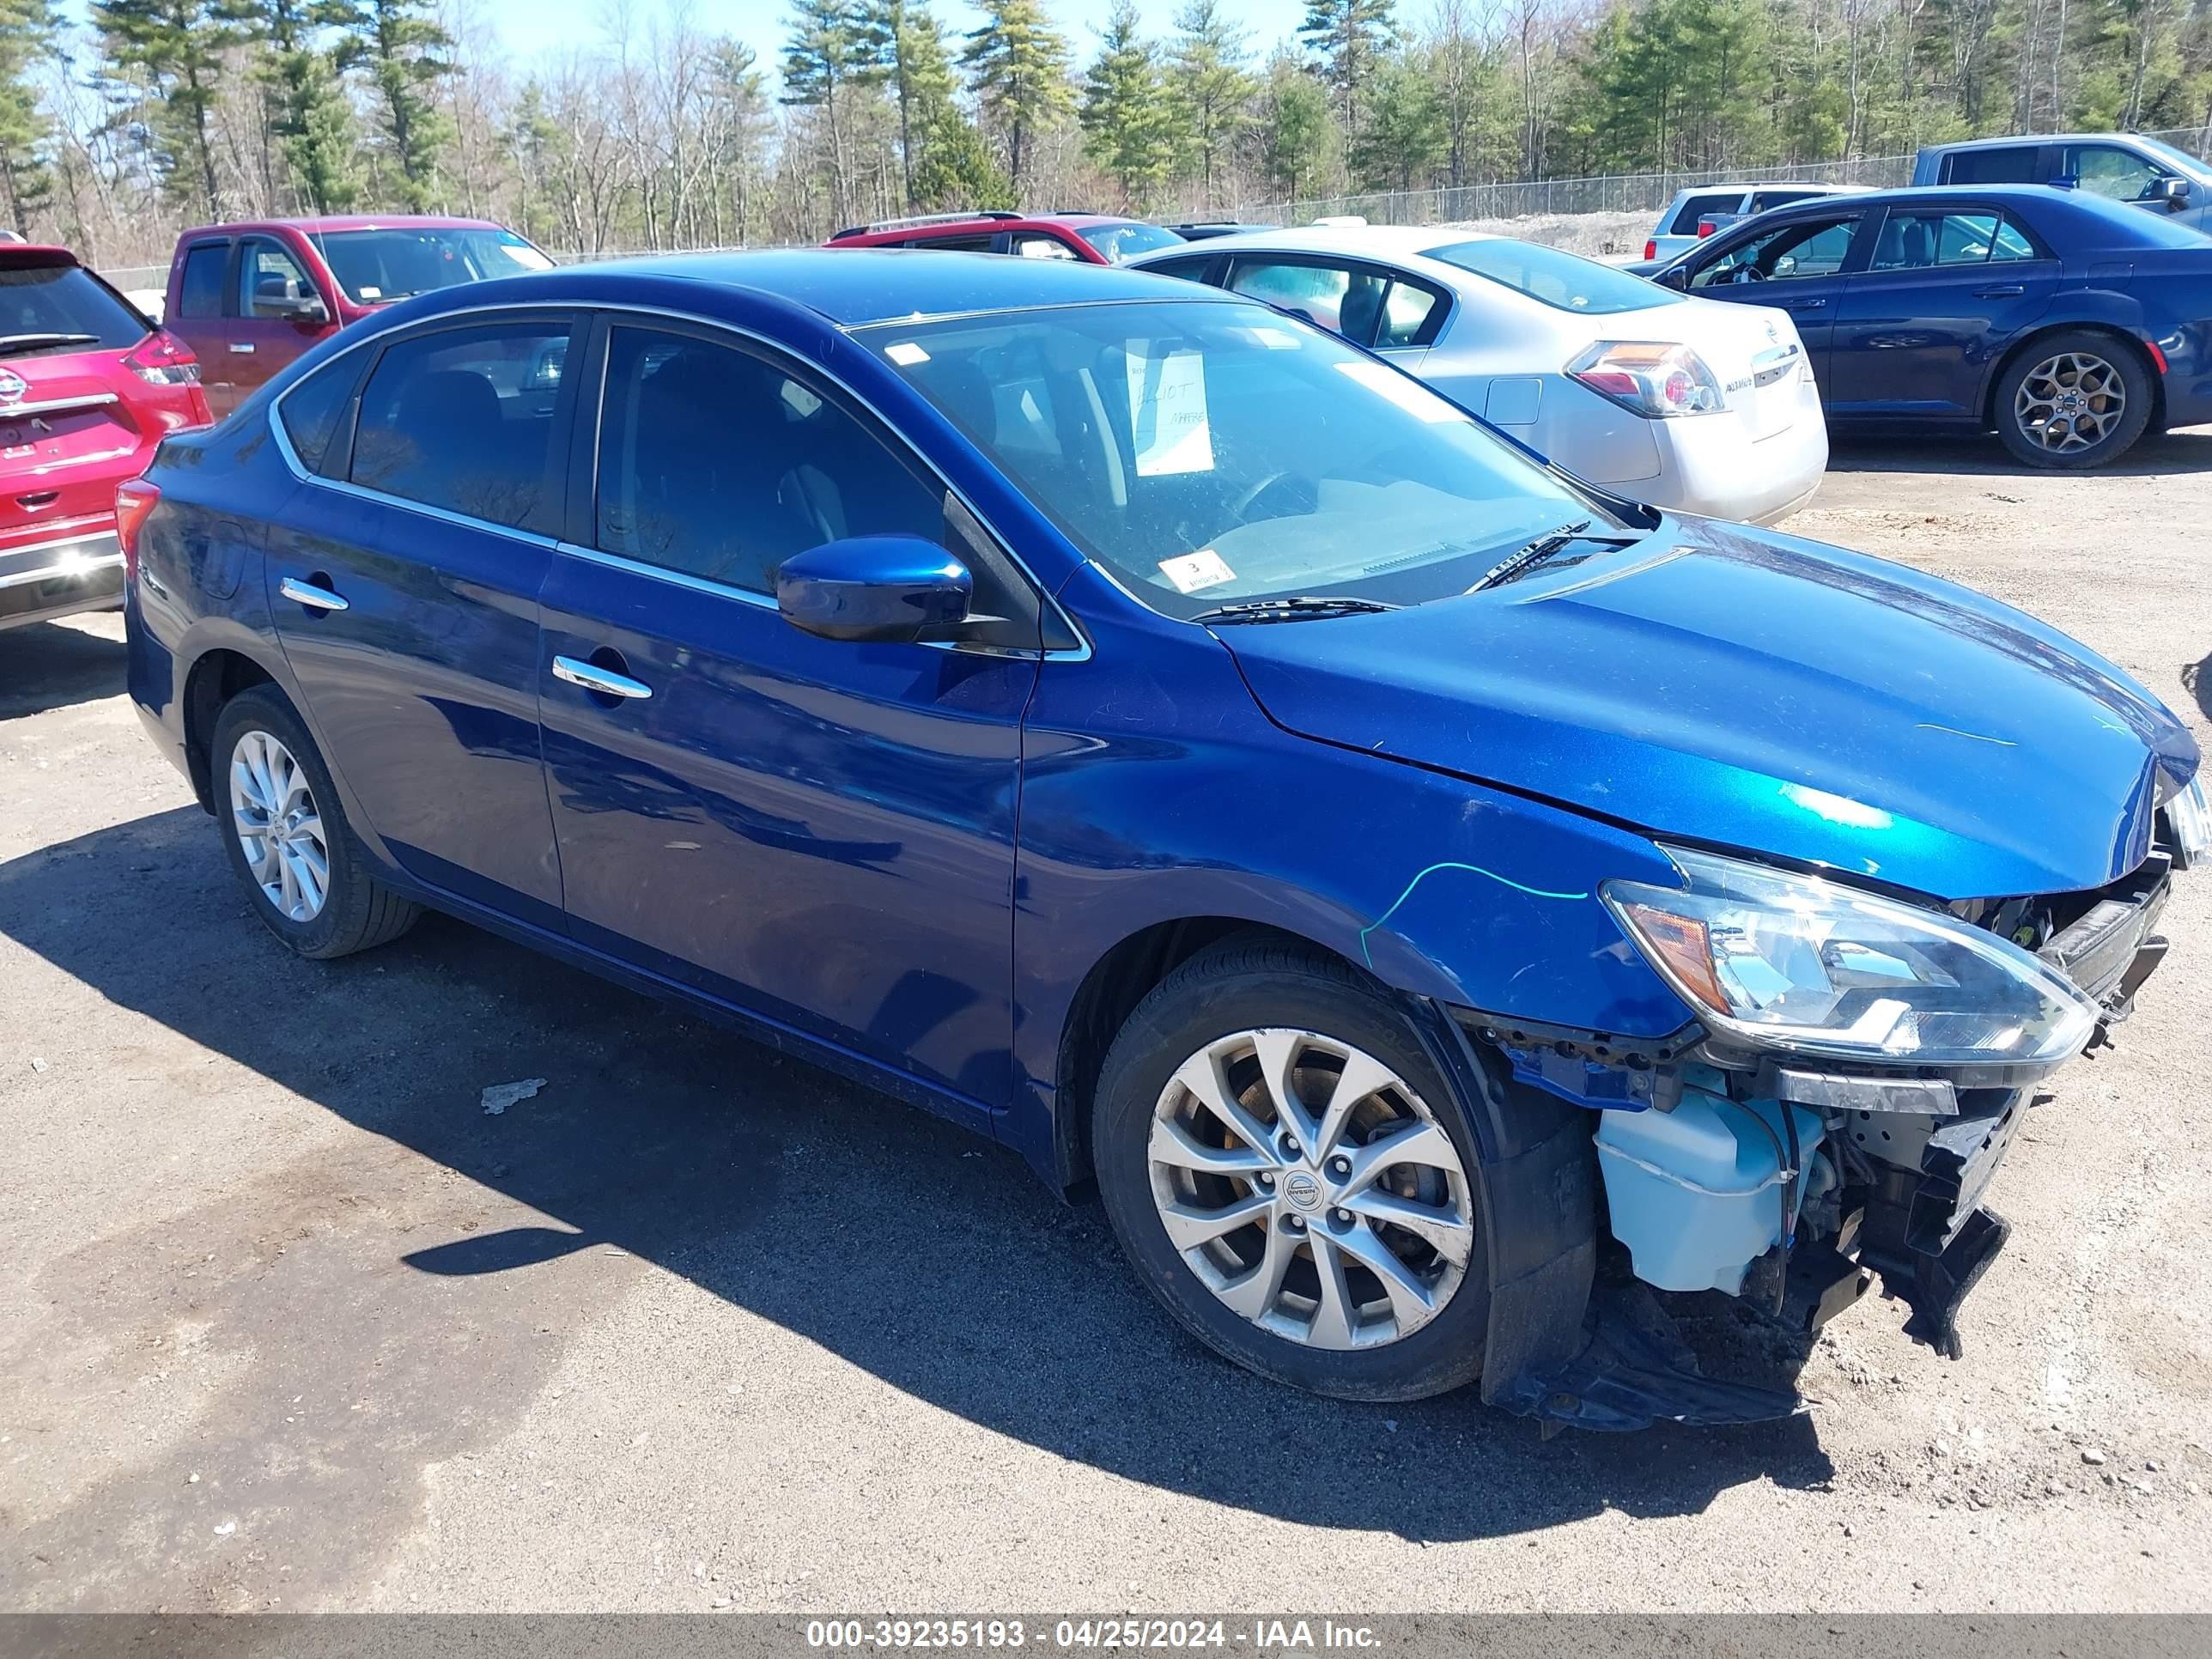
left=263, top=294, right=330, bottom=325
left=775, top=535, right=971, bottom=643
left=2153, top=174, right=2191, bottom=209
left=1656, top=264, right=1689, bottom=291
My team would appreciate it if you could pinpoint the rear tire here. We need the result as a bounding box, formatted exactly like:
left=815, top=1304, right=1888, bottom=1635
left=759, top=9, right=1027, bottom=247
left=1091, top=939, right=1492, bottom=1401
left=1993, top=330, right=2153, bottom=468
left=210, top=685, right=418, bottom=960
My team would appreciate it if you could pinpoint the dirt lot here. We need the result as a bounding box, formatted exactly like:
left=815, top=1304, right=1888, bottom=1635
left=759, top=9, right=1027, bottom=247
left=3, top=430, right=2210, bottom=1615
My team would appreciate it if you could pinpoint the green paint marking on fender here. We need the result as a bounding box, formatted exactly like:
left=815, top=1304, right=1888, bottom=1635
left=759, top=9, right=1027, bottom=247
left=1358, top=861, right=1590, bottom=969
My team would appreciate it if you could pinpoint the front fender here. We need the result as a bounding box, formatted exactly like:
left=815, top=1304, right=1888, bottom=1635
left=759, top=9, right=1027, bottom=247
left=1009, top=599, right=1692, bottom=1177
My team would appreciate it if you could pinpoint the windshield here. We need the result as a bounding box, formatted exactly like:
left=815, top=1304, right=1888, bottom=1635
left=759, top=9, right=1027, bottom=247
left=2133, top=135, right=2212, bottom=185
left=0, top=260, right=149, bottom=356
left=312, top=227, right=554, bottom=304
left=861, top=299, right=1620, bottom=618
left=1423, top=239, right=1676, bottom=313
left=1077, top=222, right=1186, bottom=264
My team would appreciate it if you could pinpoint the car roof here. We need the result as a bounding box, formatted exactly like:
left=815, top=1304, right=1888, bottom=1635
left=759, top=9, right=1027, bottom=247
left=1669, top=181, right=1872, bottom=195
left=1919, top=133, right=2155, bottom=151
left=179, top=215, right=512, bottom=238
left=832, top=210, right=1139, bottom=240
left=426, top=247, right=1218, bottom=331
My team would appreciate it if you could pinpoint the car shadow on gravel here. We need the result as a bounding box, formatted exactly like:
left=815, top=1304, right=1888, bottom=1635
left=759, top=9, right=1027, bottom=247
left=0, top=618, right=126, bottom=720
left=0, top=805, right=1836, bottom=1544
left=1826, top=426, right=2212, bottom=478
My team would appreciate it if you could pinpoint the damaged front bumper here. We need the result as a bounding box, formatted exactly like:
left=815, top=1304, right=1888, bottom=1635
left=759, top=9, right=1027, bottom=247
left=1452, top=843, right=2184, bottom=1431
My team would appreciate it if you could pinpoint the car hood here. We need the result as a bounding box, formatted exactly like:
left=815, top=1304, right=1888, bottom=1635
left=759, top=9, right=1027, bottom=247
left=1218, top=516, right=2198, bottom=900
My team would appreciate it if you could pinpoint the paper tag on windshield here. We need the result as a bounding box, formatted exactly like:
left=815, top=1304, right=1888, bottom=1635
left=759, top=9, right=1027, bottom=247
left=1158, top=549, right=1235, bottom=594
left=1129, top=345, right=1215, bottom=477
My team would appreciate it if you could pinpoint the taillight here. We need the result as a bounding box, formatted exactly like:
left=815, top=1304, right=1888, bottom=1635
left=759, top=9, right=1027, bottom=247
left=1696, top=220, right=1718, bottom=238
left=123, top=331, right=202, bottom=386
left=1566, top=341, right=1727, bottom=417
left=115, top=477, right=161, bottom=582
left=1644, top=240, right=1656, bottom=261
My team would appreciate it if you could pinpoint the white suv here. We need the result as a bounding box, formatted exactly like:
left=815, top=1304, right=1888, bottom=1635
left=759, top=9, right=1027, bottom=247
left=1642, top=183, right=1874, bottom=264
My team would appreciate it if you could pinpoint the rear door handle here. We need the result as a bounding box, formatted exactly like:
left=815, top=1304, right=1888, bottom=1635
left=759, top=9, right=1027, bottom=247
left=553, top=655, right=653, bottom=701
left=1974, top=285, right=2026, bottom=298
left=278, top=576, right=348, bottom=611
left=228, top=342, right=256, bottom=354
left=1785, top=296, right=1826, bottom=309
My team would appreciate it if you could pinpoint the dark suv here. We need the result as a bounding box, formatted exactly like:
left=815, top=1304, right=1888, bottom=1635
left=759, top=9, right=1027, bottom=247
left=824, top=210, right=1183, bottom=264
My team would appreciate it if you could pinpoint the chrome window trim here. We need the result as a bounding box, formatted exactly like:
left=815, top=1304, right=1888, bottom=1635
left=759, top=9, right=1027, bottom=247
left=266, top=295, right=1092, bottom=661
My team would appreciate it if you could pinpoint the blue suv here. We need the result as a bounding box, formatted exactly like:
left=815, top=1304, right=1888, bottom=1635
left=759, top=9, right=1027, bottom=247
left=121, top=252, right=2204, bottom=1427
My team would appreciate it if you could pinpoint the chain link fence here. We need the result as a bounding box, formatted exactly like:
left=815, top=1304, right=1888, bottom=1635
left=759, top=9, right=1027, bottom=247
left=1241, top=125, right=2212, bottom=228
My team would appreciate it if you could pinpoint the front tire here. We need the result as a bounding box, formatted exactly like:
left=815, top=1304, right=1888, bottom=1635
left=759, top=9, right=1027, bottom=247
left=210, top=685, right=418, bottom=960
left=1994, top=331, right=2153, bottom=468
left=1092, top=939, right=1492, bottom=1401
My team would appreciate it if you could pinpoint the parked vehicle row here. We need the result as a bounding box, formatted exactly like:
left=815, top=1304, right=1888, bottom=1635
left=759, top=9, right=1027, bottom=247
left=118, top=246, right=2204, bottom=1428
left=1631, top=183, right=2212, bottom=467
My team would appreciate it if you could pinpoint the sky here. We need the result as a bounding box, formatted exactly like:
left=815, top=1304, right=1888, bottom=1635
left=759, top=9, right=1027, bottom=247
left=454, top=0, right=1316, bottom=78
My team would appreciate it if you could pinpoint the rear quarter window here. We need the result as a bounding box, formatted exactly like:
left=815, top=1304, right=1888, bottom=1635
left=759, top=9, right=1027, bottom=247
left=277, top=355, right=362, bottom=473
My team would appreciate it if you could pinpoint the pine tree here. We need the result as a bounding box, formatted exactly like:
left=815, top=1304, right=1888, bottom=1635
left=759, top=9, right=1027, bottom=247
left=860, top=1, right=955, bottom=211
left=1164, top=0, right=1255, bottom=211
left=960, top=0, right=1071, bottom=196
left=1080, top=1, right=1171, bottom=209
left=334, top=0, right=453, bottom=210
left=92, top=0, right=240, bottom=216
left=1350, top=57, right=1443, bottom=189
left=909, top=100, right=1010, bottom=210
left=0, top=0, right=55, bottom=235
left=1299, top=0, right=1395, bottom=135
left=783, top=0, right=878, bottom=226
left=247, top=0, right=362, bottom=211
left=1258, top=49, right=1332, bottom=204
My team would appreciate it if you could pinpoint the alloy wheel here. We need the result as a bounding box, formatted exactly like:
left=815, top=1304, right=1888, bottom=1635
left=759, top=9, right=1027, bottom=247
left=229, top=728, right=330, bottom=923
left=2014, top=350, right=2126, bottom=454
left=1146, top=1027, right=1474, bottom=1350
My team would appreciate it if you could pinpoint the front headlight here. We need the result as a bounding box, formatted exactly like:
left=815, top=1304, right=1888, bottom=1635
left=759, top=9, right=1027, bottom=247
left=1601, top=848, right=2100, bottom=1066
left=2168, top=773, right=2209, bottom=866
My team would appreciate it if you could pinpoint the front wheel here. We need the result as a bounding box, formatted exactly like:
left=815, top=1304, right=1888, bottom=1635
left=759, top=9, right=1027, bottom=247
left=1994, top=331, right=2154, bottom=468
left=1092, top=940, right=1492, bottom=1401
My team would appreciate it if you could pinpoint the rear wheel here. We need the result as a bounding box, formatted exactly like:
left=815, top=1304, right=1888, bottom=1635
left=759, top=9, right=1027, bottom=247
left=1092, top=939, right=1492, bottom=1401
left=1994, top=331, right=2153, bottom=468
left=210, top=685, right=418, bottom=959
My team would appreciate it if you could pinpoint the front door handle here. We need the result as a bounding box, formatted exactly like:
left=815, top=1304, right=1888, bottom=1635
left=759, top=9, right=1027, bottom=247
left=278, top=576, right=348, bottom=611
left=553, top=655, right=653, bottom=701
left=228, top=342, right=256, bottom=354
left=1974, top=284, right=2026, bottom=298
left=1785, top=296, right=1826, bottom=309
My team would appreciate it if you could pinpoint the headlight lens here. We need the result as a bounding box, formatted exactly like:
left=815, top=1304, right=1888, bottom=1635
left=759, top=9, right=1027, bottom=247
left=1601, top=848, right=2100, bottom=1066
left=2168, top=773, right=2209, bottom=866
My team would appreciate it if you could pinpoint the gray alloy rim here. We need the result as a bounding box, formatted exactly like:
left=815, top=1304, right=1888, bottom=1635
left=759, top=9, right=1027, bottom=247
left=228, top=729, right=329, bottom=923
left=2014, top=350, right=2126, bottom=453
left=1146, top=1028, right=1474, bottom=1350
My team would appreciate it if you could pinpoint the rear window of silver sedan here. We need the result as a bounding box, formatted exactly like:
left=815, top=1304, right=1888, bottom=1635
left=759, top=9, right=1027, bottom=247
left=1422, top=240, right=1678, bottom=314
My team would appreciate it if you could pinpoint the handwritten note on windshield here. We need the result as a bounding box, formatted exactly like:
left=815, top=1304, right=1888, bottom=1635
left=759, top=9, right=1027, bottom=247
left=1128, top=344, right=1215, bottom=477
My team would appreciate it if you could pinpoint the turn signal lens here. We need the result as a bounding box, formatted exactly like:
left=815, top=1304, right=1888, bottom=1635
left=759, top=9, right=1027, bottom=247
left=115, top=477, right=161, bottom=582
left=1566, top=341, right=1727, bottom=417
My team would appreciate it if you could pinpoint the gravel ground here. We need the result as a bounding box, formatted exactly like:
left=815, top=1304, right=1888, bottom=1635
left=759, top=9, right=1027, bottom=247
left=3, top=430, right=2209, bottom=1615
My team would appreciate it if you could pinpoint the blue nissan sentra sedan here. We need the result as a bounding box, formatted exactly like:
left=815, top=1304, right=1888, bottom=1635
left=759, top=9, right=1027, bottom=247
left=119, top=252, right=2206, bottom=1428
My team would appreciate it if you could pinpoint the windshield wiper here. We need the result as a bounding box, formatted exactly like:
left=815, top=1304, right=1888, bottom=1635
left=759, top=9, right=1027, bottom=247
left=1189, top=596, right=1400, bottom=625
left=1467, top=520, right=1602, bottom=593
left=0, top=331, right=98, bottom=352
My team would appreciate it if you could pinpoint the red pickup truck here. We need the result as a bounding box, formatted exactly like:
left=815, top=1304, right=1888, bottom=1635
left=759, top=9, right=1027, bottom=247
left=162, top=216, right=555, bottom=417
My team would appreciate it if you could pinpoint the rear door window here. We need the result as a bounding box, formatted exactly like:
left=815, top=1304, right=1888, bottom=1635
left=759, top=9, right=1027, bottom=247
left=1942, top=145, right=2041, bottom=185
left=1868, top=211, right=2037, bottom=271
left=0, top=261, right=151, bottom=355
left=908, top=234, right=997, bottom=252
left=176, top=242, right=230, bottom=319
left=1226, top=258, right=1402, bottom=345
left=349, top=318, right=576, bottom=532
